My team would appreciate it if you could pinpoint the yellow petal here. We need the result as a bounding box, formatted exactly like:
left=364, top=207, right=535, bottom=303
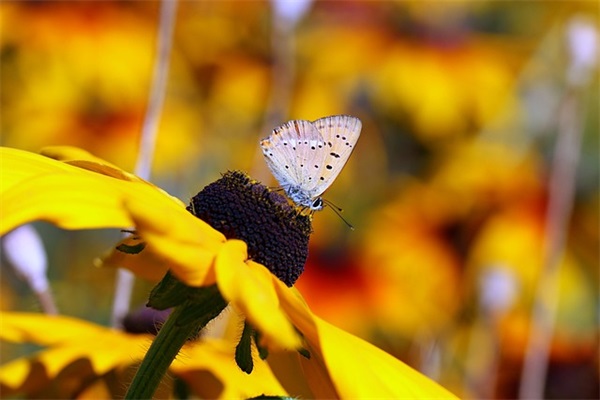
left=0, top=312, right=109, bottom=345
left=297, top=345, right=340, bottom=398
left=172, top=338, right=288, bottom=399
left=122, top=198, right=224, bottom=286
left=0, top=312, right=287, bottom=398
left=0, top=147, right=186, bottom=234
left=0, top=358, right=34, bottom=390
left=1, top=146, right=87, bottom=192
left=40, top=145, right=123, bottom=168
left=77, top=378, right=114, bottom=399
left=2, top=173, right=135, bottom=233
left=274, top=283, right=459, bottom=398
left=313, top=317, right=458, bottom=399
left=1, top=147, right=227, bottom=287
left=40, top=145, right=142, bottom=182
left=40, top=146, right=187, bottom=208
left=265, top=350, right=318, bottom=398
left=214, top=240, right=302, bottom=350
left=0, top=312, right=151, bottom=393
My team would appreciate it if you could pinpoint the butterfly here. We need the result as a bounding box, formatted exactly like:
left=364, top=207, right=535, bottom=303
left=260, top=115, right=362, bottom=211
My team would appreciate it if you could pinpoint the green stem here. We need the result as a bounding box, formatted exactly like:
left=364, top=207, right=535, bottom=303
left=125, top=286, right=228, bottom=399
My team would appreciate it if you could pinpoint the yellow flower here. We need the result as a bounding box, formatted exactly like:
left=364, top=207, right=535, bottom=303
left=1, top=146, right=458, bottom=398
left=0, top=312, right=287, bottom=398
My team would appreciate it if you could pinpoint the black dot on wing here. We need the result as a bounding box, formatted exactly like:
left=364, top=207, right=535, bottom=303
left=300, top=164, right=304, bottom=167
left=314, top=165, right=318, bottom=168
left=335, top=134, right=340, bottom=138
left=269, top=152, right=273, bottom=156
left=285, top=165, right=289, bottom=169
left=330, top=152, right=340, bottom=158
left=311, top=146, right=315, bottom=150
left=327, top=142, right=332, bottom=147
left=342, top=136, right=346, bottom=140
left=293, top=147, right=296, bottom=150
left=326, top=165, right=332, bottom=170
left=320, top=177, right=325, bottom=181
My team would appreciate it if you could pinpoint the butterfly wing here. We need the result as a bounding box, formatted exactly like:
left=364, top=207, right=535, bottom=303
left=309, top=115, right=362, bottom=197
left=260, top=119, right=329, bottom=196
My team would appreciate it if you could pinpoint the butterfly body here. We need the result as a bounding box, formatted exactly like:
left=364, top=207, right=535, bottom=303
left=260, top=115, right=362, bottom=211
left=284, top=184, right=324, bottom=211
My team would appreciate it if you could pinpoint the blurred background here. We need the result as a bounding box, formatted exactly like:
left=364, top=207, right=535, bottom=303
left=1, top=1, right=598, bottom=398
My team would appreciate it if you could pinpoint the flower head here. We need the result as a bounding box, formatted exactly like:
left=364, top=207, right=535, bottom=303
left=188, top=170, right=311, bottom=287
left=0, top=146, right=458, bottom=398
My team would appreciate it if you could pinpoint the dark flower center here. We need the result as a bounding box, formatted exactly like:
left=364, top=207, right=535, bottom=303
left=187, top=171, right=312, bottom=286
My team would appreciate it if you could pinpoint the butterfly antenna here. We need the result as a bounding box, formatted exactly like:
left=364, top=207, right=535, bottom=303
left=323, top=199, right=355, bottom=230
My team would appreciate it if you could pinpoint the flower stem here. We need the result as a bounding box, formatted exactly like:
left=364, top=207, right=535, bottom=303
left=125, top=286, right=228, bottom=399
left=518, top=87, right=584, bottom=400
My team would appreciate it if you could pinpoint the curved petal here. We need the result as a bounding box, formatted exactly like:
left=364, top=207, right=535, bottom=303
left=1, top=147, right=226, bottom=287
left=0, top=147, right=185, bottom=234
left=2, top=173, right=136, bottom=233
left=173, top=338, right=288, bottom=398
left=1, top=147, right=87, bottom=192
left=313, top=317, right=458, bottom=399
left=1, top=312, right=285, bottom=399
left=40, top=146, right=143, bottom=183
left=274, top=281, right=459, bottom=399
left=40, top=146, right=186, bottom=207
left=0, top=312, right=151, bottom=394
left=122, top=198, right=224, bottom=286
left=0, top=312, right=111, bottom=345
left=214, top=240, right=302, bottom=350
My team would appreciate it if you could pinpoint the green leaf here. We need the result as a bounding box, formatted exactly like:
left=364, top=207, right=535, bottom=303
left=235, top=320, right=254, bottom=374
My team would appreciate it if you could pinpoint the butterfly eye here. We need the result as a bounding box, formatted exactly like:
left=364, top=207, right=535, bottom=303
left=311, top=198, right=324, bottom=210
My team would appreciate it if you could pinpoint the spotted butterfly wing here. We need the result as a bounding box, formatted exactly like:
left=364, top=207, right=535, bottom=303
left=310, top=115, right=362, bottom=198
left=260, top=115, right=361, bottom=209
left=260, top=120, right=327, bottom=205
